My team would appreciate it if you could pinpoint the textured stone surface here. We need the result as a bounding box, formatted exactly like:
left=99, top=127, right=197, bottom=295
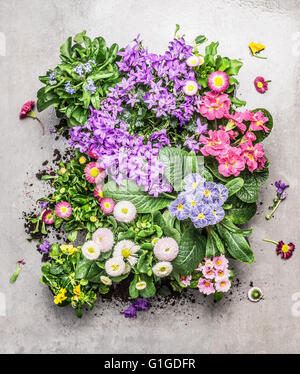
left=0, top=0, right=300, bottom=354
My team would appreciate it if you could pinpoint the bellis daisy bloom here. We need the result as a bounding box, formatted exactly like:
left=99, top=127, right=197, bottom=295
left=55, top=201, right=72, bottom=218
left=81, top=240, right=101, bottom=260
left=100, top=275, right=112, bottom=286
left=92, top=228, right=114, bottom=253
left=213, top=255, right=229, bottom=270
left=248, top=286, right=263, bottom=302
left=100, top=198, right=115, bottom=214
left=197, top=278, right=215, bottom=295
left=152, top=261, right=173, bottom=278
left=183, top=80, right=199, bottom=96
left=254, top=76, right=269, bottom=93
left=113, top=200, right=137, bottom=223
left=42, top=209, right=54, bottom=224
left=208, top=71, right=229, bottom=93
left=94, top=184, right=104, bottom=201
left=136, top=281, right=147, bottom=290
left=79, top=156, right=87, bottom=164
left=154, top=237, right=179, bottom=262
left=105, top=256, right=126, bottom=277
left=113, top=240, right=140, bottom=266
left=186, top=55, right=204, bottom=67
left=19, top=100, right=45, bottom=135
left=215, top=278, right=231, bottom=292
left=84, top=162, right=105, bottom=183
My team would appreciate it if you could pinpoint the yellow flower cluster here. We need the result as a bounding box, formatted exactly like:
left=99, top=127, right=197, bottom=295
left=60, top=244, right=78, bottom=255
left=71, top=285, right=81, bottom=301
left=54, top=288, right=67, bottom=304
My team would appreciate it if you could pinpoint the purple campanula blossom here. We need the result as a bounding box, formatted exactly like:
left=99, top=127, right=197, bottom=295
left=39, top=240, right=51, bottom=254
left=184, top=135, right=200, bottom=153
left=132, top=298, right=150, bottom=311
left=121, top=304, right=137, bottom=318
left=196, top=118, right=208, bottom=137
left=39, top=201, right=49, bottom=209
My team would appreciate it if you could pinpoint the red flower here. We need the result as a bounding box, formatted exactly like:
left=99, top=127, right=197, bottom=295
left=276, top=241, right=295, bottom=259
left=19, top=101, right=35, bottom=119
left=19, top=100, right=45, bottom=135
left=254, top=76, right=269, bottom=94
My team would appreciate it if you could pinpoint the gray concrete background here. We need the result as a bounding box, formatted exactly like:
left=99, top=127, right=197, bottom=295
left=1, top=0, right=300, bottom=354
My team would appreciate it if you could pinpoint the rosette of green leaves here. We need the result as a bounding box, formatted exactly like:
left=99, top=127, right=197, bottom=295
left=37, top=30, right=120, bottom=128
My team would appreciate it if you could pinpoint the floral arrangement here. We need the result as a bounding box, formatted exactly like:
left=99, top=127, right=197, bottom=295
left=23, top=28, right=275, bottom=317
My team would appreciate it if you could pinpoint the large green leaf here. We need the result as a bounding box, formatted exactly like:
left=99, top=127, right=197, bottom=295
left=205, top=231, right=220, bottom=258
left=216, top=224, right=254, bottom=264
left=236, top=167, right=269, bottom=203
left=173, top=226, right=206, bottom=275
left=103, top=180, right=173, bottom=213
left=37, top=87, right=59, bottom=112
left=60, top=36, right=72, bottom=59
left=159, top=147, right=188, bottom=190
left=225, top=196, right=257, bottom=224
left=225, top=177, right=244, bottom=197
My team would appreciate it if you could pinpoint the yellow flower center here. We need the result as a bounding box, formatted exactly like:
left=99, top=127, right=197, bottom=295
left=104, top=202, right=110, bottom=209
left=204, top=190, right=211, bottom=197
left=165, top=248, right=170, bottom=252
left=281, top=244, right=290, bottom=253
left=198, top=213, right=205, bottom=220
left=205, top=282, right=210, bottom=287
left=221, top=281, right=226, bottom=287
left=187, top=84, right=194, bottom=91
left=191, top=200, right=196, bottom=206
left=192, top=182, right=198, bottom=189
left=121, top=207, right=128, bottom=214
left=90, top=167, right=100, bottom=178
left=177, top=204, right=183, bottom=211
left=214, top=77, right=223, bottom=87
left=88, top=247, right=95, bottom=254
left=61, top=206, right=67, bottom=213
left=160, top=266, right=167, bottom=272
left=219, top=271, right=224, bottom=276
left=98, top=237, right=103, bottom=243
left=122, top=249, right=131, bottom=258
left=216, top=259, right=221, bottom=265
left=257, top=81, right=263, bottom=88
left=111, top=264, right=120, bottom=271
left=46, top=214, right=52, bottom=220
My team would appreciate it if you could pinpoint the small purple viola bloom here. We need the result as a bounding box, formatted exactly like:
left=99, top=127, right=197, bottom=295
left=133, top=298, right=150, bottom=311
left=275, top=180, right=289, bottom=195
left=39, top=240, right=51, bottom=254
left=39, top=201, right=49, bottom=209
left=121, top=304, right=137, bottom=318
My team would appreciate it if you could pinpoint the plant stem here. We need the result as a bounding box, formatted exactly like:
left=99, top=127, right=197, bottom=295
left=162, top=193, right=176, bottom=200
left=35, top=117, right=45, bottom=136
left=265, top=199, right=281, bottom=220
left=214, top=119, right=217, bottom=130
left=262, top=238, right=278, bottom=245
left=253, top=55, right=267, bottom=60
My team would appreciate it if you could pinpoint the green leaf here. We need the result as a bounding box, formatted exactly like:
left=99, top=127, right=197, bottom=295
left=139, top=276, right=156, bottom=298
left=225, top=177, right=244, bottom=197
left=60, top=36, right=72, bottom=59
left=129, top=275, right=139, bottom=299
left=236, top=167, right=269, bottom=203
left=252, top=108, right=273, bottom=144
left=205, top=231, right=220, bottom=258
left=210, top=228, right=225, bottom=254
left=219, top=217, right=252, bottom=236
left=9, top=267, right=22, bottom=283
left=67, top=231, right=78, bottom=242
left=225, top=196, right=257, bottom=224
left=195, top=35, right=207, bottom=44
left=225, top=59, right=243, bottom=75
left=173, top=226, right=206, bottom=275
left=231, top=97, right=246, bottom=108
left=75, top=258, right=93, bottom=279
left=205, top=42, right=219, bottom=56
left=103, top=180, right=173, bottom=213
left=216, top=224, right=254, bottom=264
left=159, top=147, right=188, bottom=190
left=36, top=87, right=59, bottom=112
left=74, top=30, right=86, bottom=44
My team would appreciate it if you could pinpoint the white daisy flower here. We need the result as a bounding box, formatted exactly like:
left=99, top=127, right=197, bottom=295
left=81, top=240, right=101, bottom=260
left=92, top=227, right=114, bottom=253
left=154, top=237, right=179, bottom=261
left=105, top=256, right=126, bottom=277
left=152, top=261, right=173, bottom=278
left=100, top=276, right=112, bottom=286
left=113, top=240, right=140, bottom=266
left=113, top=200, right=137, bottom=223
left=136, top=281, right=147, bottom=290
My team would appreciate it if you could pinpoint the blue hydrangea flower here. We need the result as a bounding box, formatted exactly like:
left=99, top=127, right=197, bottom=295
left=191, top=203, right=215, bottom=228
left=183, top=173, right=205, bottom=193
left=169, top=194, right=190, bottom=220
left=215, top=184, right=228, bottom=205
left=199, top=181, right=220, bottom=204
left=210, top=203, right=225, bottom=225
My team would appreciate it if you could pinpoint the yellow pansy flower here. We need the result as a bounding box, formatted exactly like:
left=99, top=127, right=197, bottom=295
left=249, top=42, right=267, bottom=59
left=54, top=288, right=67, bottom=304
